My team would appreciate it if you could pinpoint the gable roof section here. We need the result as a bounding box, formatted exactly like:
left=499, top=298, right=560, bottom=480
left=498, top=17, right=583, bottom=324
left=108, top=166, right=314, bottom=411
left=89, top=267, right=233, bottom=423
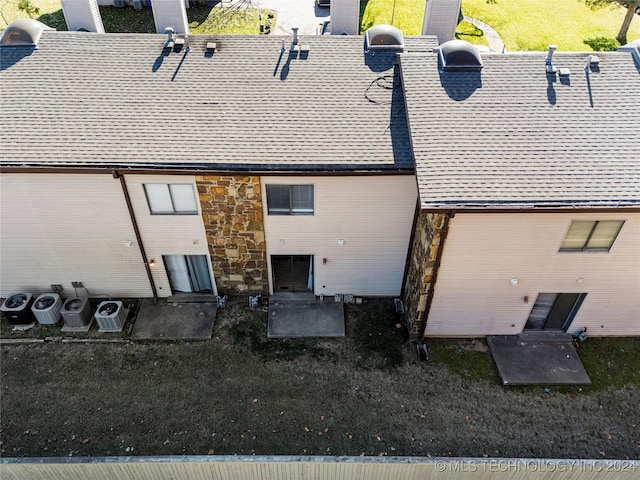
left=400, top=51, right=640, bottom=210
left=0, top=32, right=437, bottom=173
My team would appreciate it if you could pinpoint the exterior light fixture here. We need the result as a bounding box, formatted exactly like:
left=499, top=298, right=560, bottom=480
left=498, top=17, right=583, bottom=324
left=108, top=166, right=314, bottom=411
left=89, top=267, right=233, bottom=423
left=509, top=278, right=518, bottom=286
left=148, top=259, right=156, bottom=267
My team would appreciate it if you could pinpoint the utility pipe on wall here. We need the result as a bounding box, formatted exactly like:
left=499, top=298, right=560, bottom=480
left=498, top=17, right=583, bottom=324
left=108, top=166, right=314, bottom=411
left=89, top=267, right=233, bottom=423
left=114, top=171, right=158, bottom=300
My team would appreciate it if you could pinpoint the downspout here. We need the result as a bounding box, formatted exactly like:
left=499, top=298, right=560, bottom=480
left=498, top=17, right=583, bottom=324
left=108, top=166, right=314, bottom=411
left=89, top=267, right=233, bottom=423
left=416, top=211, right=454, bottom=339
left=114, top=171, right=158, bottom=300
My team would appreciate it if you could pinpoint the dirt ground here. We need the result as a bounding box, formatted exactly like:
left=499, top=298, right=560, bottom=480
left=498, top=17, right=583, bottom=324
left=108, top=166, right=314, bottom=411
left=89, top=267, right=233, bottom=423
left=1, top=297, right=639, bottom=459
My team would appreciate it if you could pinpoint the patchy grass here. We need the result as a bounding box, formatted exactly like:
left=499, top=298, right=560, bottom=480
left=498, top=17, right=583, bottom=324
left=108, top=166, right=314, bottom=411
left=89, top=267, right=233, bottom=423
left=577, top=337, right=640, bottom=391
left=1, top=2, right=275, bottom=34
left=425, top=334, right=640, bottom=396
left=427, top=339, right=497, bottom=382
left=189, top=6, right=274, bottom=35
left=2, top=298, right=639, bottom=458
left=225, top=306, right=335, bottom=362
left=348, top=299, right=406, bottom=370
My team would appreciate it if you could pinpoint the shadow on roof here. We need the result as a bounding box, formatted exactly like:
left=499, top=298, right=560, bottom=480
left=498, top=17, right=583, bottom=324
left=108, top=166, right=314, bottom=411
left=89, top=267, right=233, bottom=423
left=388, top=65, right=413, bottom=168
left=438, top=70, right=482, bottom=101
left=364, top=49, right=398, bottom=73
left=0, top=46, right=35, bottom=71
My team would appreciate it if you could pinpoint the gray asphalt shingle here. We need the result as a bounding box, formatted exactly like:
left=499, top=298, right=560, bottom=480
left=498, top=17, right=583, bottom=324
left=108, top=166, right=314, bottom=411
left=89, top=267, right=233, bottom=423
left=399, top=51, right=640, bottom=210
left=0, top=32, right=437, bottom=172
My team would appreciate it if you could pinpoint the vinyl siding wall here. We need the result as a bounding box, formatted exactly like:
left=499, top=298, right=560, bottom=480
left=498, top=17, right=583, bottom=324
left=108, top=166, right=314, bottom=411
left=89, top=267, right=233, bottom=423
left=262, top=176, right=417, bottom=297
left=124, top=175, right=215, bottom=297
left=425, top=212, right=640, bottom=337
left=0, top=174, right=151, bottom=298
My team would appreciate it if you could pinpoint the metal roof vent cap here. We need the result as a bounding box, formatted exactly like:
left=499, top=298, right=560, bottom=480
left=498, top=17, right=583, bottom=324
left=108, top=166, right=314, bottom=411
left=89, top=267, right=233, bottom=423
left=0, top=19, right=53, bottom=48
left=437, top=39, right=483, bottom=71
left=365, top=24, right=405, bottom=50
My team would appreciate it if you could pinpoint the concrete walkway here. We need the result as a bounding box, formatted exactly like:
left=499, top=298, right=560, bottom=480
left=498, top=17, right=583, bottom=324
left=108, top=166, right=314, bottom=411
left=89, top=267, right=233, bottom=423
left=463, top=15, right=506, bottom=53
left=245, top=0, right=329, bottom=35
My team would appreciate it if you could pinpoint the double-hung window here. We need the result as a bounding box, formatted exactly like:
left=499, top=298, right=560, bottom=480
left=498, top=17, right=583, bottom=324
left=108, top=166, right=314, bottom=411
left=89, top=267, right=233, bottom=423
left=266, top=185, right=314, bottom=215
left=559, top=220, right=624, bottom=252
left=144, top=184, right=198, bottom=215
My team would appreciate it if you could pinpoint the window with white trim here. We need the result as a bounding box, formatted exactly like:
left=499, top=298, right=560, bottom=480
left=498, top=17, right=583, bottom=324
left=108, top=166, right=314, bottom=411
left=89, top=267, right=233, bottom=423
left=559, top=220, right=624, bottom=252
left=266, top=185, right=314, bottom=215
left=144, top=184, right=198, bottom=215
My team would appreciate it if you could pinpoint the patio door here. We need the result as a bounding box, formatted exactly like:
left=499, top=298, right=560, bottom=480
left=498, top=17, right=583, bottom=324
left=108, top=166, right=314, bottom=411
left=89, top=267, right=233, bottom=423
left=163, top=255, right=213, bottom=294
left=272, top=255, right=313, bottom=293
left=525, top=293, right=586, bottom=331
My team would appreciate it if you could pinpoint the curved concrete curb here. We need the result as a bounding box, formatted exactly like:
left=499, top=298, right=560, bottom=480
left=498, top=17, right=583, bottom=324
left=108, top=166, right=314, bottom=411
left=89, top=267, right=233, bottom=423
left=0, top=338, right=130, bottom=346
left=464, top=15, right=506, bottom=53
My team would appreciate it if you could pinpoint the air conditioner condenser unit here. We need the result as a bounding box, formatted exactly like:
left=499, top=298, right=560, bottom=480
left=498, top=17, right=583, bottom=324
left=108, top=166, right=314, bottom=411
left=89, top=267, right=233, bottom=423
left=95, top=301, right=126, bottom=332
left=32, top=293, right=63, bottom=325
left=61, top=298, right=92, bottom=328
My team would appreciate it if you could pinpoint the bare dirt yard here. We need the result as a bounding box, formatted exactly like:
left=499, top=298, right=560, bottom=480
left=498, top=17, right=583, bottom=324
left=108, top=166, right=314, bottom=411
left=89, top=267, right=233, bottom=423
left=1, top=298, right=639, bottom=459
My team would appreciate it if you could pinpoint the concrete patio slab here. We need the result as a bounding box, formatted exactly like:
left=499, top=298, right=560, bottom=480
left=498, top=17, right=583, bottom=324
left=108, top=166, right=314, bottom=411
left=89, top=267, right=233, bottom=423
left=487, top=332, right=591, bottom=386
left=268, top=298, right=345, bottom=338
left=131, top=298, right=216, bottom=340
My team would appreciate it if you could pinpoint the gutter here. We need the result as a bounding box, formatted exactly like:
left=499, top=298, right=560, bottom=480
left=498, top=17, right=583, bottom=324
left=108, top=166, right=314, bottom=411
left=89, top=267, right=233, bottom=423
left=115, top=171, right=158, bottom=300
left=416, top=211, right=453, bottom=339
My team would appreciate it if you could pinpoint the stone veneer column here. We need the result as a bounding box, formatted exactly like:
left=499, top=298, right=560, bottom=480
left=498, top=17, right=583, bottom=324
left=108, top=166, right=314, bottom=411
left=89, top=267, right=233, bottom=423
left=403, top=212, right=447, bottom=338
left=196, top=175, right=268, bottom=294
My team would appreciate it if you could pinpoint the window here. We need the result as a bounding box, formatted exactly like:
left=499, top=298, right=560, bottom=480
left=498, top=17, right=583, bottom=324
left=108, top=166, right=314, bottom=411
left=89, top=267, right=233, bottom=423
left=560, top=220, right=624, bottom=252
left=144, top=184, right=198, bottom=215
left=266, top=185, right=314, bottom=215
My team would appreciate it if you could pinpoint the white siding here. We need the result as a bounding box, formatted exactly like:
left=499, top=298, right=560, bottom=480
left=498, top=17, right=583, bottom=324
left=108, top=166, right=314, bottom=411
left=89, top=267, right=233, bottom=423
left=426, top=213, right=640, bottom=337
left=151, top=0, right=189, bottom=34
left=330, top=0, right=361, bottom=35
left=124, top=174, right=215, bottom=297
left=60, top=0, right=105, bottom=33
left=262, top=176, right=417, bottom=296
left=421, top=0, right=462, bottom=43
left=0, top=174, right=151, bottom=298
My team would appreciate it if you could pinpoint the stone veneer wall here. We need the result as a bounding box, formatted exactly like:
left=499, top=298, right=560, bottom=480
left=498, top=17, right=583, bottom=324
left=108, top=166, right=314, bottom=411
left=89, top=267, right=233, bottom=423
left=196, top=176, right=268, bottom=294
left=403, top=212, right=447, bottom=338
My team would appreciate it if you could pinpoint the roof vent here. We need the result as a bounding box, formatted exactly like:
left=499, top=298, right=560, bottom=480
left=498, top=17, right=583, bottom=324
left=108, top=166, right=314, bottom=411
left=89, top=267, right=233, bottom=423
left=437, top=39, right=483, bottom=71
left=0, top=19, right=52, bottom=48
left=545, top=44, right=557, bottom=74
left=365, top=24, right=405, bottom=50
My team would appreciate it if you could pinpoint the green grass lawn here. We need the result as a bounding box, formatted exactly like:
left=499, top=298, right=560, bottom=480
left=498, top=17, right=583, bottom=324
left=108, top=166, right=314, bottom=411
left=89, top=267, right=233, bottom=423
left=463, top=0, right=640, bottom=51
left=361, top=0, right=640, bottom=50
left=0, top=1, right=274, bottom=34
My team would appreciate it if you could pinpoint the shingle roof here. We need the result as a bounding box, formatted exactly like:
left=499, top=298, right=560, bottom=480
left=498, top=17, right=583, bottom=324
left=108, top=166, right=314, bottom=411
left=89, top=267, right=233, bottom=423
left=400, top=50, right=640, bottom=210
left=0, top=32, right=437, bottom=172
